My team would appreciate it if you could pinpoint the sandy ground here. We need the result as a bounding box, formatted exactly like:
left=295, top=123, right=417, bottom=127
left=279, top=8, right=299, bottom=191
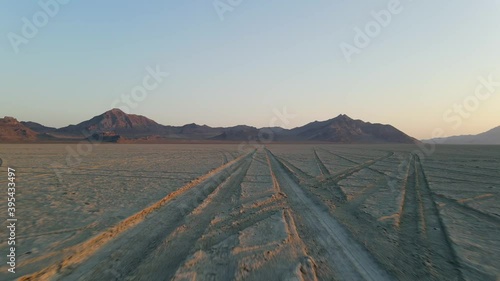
left=0, top=144, right=498, bottom=280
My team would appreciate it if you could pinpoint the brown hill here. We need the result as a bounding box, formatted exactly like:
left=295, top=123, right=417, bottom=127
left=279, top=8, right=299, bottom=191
left=210, top=125, right=260, bottom=141
left=55, top=109, right=227, bottom=140
left=290, top=114, right=417, bottom=143
left=0, top=117, right=38, bottom=142
left=56, top=108, right=174, bottom=138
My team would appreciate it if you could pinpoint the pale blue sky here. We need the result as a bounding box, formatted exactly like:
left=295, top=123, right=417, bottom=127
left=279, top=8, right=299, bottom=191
left=1, top=0, right=499, bottom=139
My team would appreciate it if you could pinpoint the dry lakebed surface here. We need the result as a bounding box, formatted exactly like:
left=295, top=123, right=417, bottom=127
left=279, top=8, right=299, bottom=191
left=0, top=144, right=498, bottom=281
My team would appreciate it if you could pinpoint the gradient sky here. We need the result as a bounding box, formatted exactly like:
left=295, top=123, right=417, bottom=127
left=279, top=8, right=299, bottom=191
left=1, top=0, right=499, bottom=139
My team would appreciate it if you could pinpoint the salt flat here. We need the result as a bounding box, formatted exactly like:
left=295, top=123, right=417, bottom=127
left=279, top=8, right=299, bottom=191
left=0, top=144, right=498, bottom=280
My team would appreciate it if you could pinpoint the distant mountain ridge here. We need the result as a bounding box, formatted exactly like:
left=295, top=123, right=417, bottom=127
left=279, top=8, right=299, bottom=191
left=2, top=109, right=418, bottom=144
left=20, top=121, right=56, bottom=134
left=289, top=114, right=415, bottom=143
left=423, top=126, right=500, bottom=145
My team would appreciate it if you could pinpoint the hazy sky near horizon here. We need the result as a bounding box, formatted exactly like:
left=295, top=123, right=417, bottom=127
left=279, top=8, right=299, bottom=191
left=1, top=0, right=499, bottom=139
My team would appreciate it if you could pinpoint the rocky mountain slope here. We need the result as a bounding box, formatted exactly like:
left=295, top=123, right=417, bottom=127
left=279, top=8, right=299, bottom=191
left=0, top=117, right=38, bottom=142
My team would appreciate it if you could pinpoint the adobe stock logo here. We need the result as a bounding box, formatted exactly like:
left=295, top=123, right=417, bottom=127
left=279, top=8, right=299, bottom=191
left=443, top=74, right=500, bottom=130
left=339, top=0, right=406, bottom=63
left=213, top=0, right=243, bottom=21
left=110, top=65, right=169, bottom=114
left=7, top=0, right=70, bottom=54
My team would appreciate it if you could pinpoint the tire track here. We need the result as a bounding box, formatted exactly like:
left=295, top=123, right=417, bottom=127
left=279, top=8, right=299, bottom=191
left=424, top=174, right=498, bottom=186
left=421, top=164, right=500, bottom=181
left=199, top=207, right=283, bottom=252
left=161, top=151, right=294, bottom=280
left=433, top=193, right=500, bottom=226
left=320, top=151, right=395, bottom=183
left=268, top=149, right=347, bottom=205
left=266, top=149, right=395, bottom=281
left=432, top=194, right=500, bottom=281
left=314, top=150, right=395, bottom=209
left=17, top=222, right=99, bottom=240
left=18, top=166, right=204, bottom=175
left=276, top=156, right=314, bottom=181
left=282, top=209, right=319, bottom=281
left=221, top=151, right=229, bottom=164
left=319, top=148, right=392, bottom=177
left=19, top=151, right=255, bottom=281
left=313, top=148, right=331, bottom=176
left=337, top=176, right=389, bottom=212
left=396, top=154, right=464, bottom=281
left=123, top=156, right=254, bottom=281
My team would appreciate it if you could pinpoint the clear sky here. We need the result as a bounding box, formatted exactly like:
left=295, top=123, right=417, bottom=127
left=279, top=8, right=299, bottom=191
left=1, top=0, right=499, bottom=139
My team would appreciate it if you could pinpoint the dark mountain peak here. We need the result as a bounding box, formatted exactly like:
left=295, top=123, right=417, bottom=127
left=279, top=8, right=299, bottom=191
left=103, top=108, right=128, bottom=118
left=210, top=125, right=259, bottom=141
left=176, top=123, right=222, bottom=138
left=100, top=109, right=161, bottom=127
left=2, top=116, right=19, bottom=124
left=333, top=114, right=352, bottom=120
left=108, top=108, right=125, bottom=114
left=182, top=123, right=202, bottom=128
left=230, top=125, right=256, bottom=130
left=328, top=114, right=357, bottom=126
left=304, top=115, right=356, bottom=129
left=291, top=115, right=415, bottom=143
left=57, top=109, right=163, bottom=137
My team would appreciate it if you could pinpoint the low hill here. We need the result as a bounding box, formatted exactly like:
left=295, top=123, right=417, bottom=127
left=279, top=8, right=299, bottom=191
left=424, top=126, right=500, bottom=145
left=56, top=108, right=174, bottom=138
left=21, top=121, right=57, bottom=134
left=290, top=114, right=417, bottom=143
left=0, top=117, right=38, bottom=142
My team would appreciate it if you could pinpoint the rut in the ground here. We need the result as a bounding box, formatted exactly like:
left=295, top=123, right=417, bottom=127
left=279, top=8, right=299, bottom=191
left=19, top=151, right=255, bottom=281
left=396, top=154, right=464, bottom=281
left=313, top=148, right=331, bottom=176
left=125, top=155, right=254, bottom=281
left=266, top=148, right=395, bottom=281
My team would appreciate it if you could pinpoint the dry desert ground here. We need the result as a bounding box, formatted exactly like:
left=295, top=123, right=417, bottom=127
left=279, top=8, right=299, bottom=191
left=0, top=144, right=498, bottom=281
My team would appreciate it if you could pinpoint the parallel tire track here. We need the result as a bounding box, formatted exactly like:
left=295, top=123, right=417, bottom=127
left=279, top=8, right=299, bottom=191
left=313, top=148, right=331, bottom=176
left=19, top=151, right=255, bottom=281
left=396, top=154, right=464, bottom=281
left=124, top=156, right=254, bottom=281
left=276, top=156, right=314, bottom=181
left=266, top=149, right=395, bottom=281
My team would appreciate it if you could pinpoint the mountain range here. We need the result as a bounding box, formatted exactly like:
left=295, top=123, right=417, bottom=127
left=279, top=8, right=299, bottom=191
left=0, top=109, right=418, bottom=144
left=423, top=126, right=500, bottom=145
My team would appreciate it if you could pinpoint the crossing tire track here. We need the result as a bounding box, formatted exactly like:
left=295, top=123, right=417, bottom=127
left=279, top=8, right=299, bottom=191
left=266, top=149, right=395, bottom=281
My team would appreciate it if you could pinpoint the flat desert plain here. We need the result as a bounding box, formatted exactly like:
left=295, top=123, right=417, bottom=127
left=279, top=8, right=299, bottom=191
left=0, top=144, right=498, bottom=281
